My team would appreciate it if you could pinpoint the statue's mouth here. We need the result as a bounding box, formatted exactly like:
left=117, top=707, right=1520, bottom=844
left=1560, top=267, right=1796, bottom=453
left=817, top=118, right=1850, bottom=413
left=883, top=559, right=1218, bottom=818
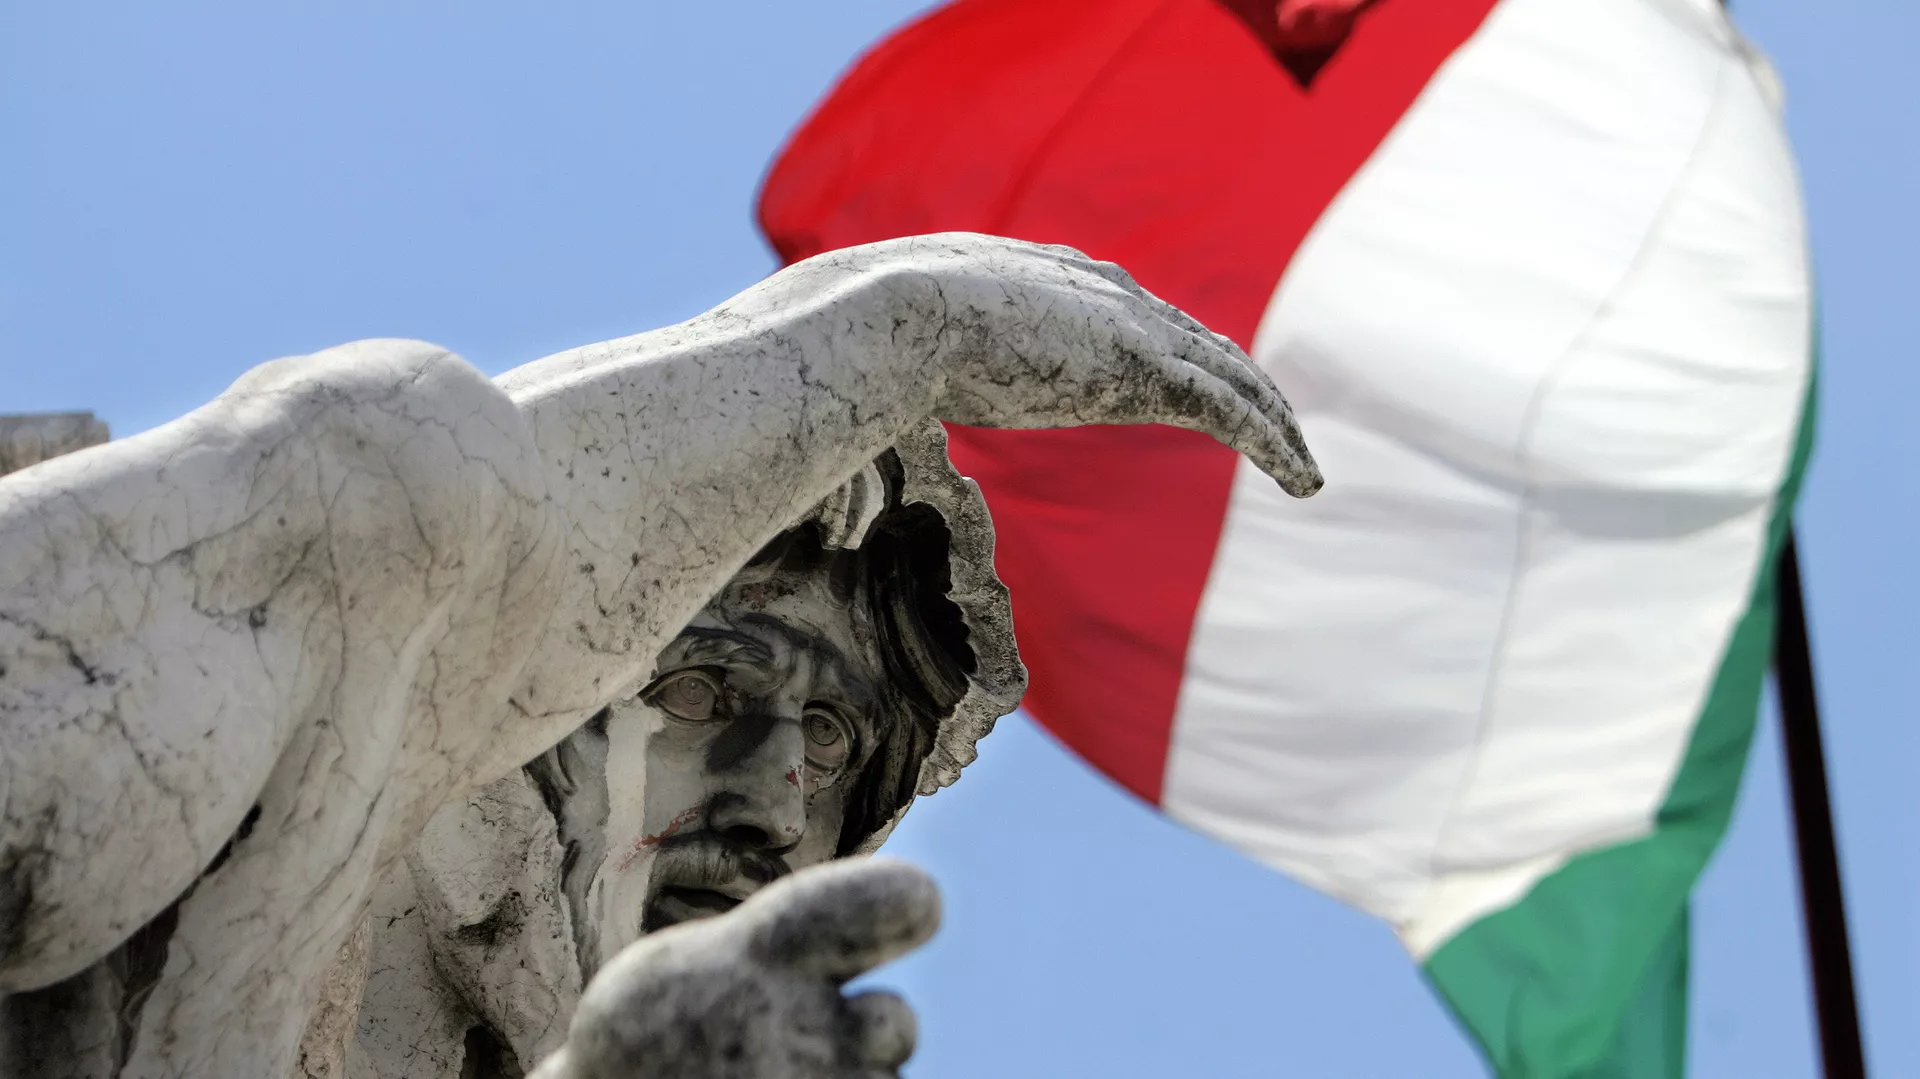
left=639, top=833, right=790, bottom=932
left=646, top=885, right=744, bottom=929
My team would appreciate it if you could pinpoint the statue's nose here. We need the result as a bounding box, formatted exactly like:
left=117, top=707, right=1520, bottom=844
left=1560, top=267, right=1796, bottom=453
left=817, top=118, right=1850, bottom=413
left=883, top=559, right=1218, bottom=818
left=708, top=716, right=809, bottom=852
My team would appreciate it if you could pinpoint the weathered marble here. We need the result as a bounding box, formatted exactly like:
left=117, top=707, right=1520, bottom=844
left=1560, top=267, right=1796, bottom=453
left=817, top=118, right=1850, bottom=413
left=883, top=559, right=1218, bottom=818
left=0, top=233, right=1319, bottom=1077
left=526, top=859, right=939, bottom=1079
left=341, top=423, right=1023, bottom=1077
left=0, top=413, right=109, bottom=477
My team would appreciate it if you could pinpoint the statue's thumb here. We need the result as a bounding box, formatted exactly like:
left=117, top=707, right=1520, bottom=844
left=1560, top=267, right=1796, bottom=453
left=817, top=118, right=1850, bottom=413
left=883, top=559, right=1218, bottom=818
left=741, top=858, right=941, bottom=982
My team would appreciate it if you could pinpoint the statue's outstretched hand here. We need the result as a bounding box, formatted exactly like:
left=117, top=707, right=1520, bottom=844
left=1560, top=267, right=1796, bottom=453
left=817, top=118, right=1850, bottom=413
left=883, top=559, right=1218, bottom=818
left=811, top=234, right=1323, bottom=498
left=528, top=859, right=936, bottom=1079
left=498, top=231, right=1321, bottom=747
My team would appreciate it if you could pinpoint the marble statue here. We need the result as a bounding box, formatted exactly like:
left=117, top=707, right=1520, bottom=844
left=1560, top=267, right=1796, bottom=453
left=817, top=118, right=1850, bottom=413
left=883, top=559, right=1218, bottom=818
left=331, top=425, right=1023, bottom=1078
left=0, top=234, right=1319, bottom=1078
left=0, top=413, right=109, bottom=477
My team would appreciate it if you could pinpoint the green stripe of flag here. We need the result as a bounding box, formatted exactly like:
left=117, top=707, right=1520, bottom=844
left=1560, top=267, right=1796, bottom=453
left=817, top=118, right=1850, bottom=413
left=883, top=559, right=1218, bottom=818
left=1423, top=358, right=1819, bottom=1078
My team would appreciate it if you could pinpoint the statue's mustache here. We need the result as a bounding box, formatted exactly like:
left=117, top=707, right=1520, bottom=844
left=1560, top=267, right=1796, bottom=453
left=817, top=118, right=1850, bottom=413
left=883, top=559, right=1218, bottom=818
left=646, top=832, right=792, bottom=895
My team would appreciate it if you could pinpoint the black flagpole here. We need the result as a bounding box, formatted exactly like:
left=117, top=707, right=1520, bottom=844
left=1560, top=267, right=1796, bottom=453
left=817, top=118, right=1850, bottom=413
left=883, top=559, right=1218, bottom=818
left=1713, top=0, right=1867, bottom=1071
left=1773, top=528, right=1868, bottom=1078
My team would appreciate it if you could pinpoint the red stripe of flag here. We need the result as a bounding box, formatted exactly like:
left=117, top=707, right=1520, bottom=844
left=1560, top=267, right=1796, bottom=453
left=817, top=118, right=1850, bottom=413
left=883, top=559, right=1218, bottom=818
left=759, top=0, right=1498, bottom=803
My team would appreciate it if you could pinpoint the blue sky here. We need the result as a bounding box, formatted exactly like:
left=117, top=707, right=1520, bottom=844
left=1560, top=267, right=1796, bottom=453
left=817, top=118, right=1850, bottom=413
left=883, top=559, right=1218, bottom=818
left=4, top=2, right=1913, bottom=1075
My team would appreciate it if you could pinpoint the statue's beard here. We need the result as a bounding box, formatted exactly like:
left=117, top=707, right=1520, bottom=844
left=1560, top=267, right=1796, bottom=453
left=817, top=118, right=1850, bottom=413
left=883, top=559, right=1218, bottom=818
left=640, top=832, right=792, bottom=933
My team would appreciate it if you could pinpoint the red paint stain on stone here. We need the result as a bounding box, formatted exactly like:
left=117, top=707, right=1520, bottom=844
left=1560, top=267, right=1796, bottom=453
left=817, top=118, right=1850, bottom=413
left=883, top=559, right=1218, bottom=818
left=615, top=804, right=701, bottom=873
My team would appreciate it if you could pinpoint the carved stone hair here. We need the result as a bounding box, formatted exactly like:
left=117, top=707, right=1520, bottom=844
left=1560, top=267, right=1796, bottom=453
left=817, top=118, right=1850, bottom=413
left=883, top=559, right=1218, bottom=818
left=853, top=421, right=1025, bottom=850
left=736, top=473, right=967, bottom=854
left=731, top=420, right=1026, bottom=853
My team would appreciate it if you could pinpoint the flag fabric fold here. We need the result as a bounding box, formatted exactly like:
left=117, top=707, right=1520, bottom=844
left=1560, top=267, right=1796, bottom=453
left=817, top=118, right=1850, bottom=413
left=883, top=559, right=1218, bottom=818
left=760, top=1, right=1813, bottom=1074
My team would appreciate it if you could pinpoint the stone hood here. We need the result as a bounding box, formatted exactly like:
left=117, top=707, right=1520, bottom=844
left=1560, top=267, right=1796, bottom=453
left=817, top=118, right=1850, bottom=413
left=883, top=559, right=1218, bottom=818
left=807, top=419, right=1026, bottom=854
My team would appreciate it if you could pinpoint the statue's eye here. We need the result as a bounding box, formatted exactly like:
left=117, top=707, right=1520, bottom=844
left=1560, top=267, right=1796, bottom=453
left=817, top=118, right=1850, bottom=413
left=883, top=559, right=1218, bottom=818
left=803, top=707, right=854, bottom=775
left=649, top=670, right=722, bottom=722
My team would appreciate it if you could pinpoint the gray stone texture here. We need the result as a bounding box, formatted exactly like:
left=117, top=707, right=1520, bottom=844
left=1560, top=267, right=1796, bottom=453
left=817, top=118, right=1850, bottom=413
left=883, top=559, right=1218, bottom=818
left=0, top=234, right=1318, bottom=1078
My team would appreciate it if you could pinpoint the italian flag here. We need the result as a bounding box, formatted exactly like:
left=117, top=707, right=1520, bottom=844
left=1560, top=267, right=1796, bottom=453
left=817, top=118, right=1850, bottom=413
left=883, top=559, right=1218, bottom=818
left=759, top=0, right=1815, bottom=1074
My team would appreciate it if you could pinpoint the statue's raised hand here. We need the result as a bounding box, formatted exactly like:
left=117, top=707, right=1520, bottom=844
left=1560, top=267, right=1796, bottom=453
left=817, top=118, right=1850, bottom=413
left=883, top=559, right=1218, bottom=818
left=528, top=860, right=936, bottom=1079
left=500, top=232, right=1323, bottom=751
left=918, top=235, right=1320, bottom=496
left=709, top=233, right=1322, bottom=498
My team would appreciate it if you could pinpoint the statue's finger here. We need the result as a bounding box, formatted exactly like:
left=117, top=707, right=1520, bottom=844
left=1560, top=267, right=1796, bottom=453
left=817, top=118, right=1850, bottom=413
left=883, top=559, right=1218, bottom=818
left=1171, top=328, right=1314, bottom=458
left=1136, top=304, right=1319, bottom=490
left=840, top=990, right=918, bottom=1070
left=1175, top=335, right=1323, bottom=497
left=1108, top=348, right=1321, bottom=498
left=740, top=859, right=941, bottom=982
left=1069, top=252, right=1322, bottom=497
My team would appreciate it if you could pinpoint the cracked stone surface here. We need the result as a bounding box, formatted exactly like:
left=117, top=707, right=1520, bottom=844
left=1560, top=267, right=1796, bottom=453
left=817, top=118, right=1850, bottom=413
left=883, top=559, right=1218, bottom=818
left=527, top=859, right=939, bottom=1079
left=339, top=423, right=1025, bottom=1078
left=0, top=414, right=109, bottom=477
left=0, top=233, right=1319, bottom=1078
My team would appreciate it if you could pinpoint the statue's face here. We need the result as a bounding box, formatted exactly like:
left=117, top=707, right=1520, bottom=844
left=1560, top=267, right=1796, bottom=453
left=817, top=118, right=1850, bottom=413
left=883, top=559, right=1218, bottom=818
left=587, top=561, right=891, bottom=966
